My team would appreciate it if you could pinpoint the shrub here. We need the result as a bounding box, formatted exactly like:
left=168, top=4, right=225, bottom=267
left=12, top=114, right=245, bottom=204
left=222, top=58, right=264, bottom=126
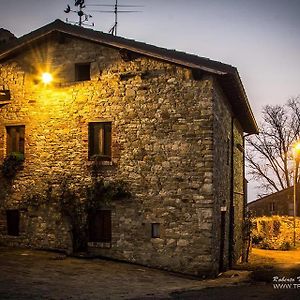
left=1, top=152, right=24, bottom=179
left=252, top=216, right=300, bottom=250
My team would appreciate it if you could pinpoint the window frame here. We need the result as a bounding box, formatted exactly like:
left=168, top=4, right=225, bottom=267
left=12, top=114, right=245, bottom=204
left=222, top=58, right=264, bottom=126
left=88, top=122, right=112, bottom=161
left=75, top=62, right=91, bottom=82
left=6, top=125, right=25, bottom=156
left=269, top=201, right=276, bottom=212
left=151, top=223, right=160, bottom=238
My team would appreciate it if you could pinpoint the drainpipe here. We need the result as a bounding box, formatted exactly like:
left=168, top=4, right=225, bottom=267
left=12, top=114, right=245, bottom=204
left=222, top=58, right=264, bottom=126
left=228, top=117, right=235, bottom=268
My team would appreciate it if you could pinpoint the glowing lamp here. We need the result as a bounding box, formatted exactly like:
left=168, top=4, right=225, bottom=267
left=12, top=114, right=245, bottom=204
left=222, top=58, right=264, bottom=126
left=41, top=72, right=53, bottom=84
left=293, top=143, right=300, bottom=162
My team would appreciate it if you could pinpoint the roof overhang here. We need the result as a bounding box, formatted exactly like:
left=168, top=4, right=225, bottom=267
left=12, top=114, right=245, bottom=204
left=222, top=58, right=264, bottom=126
left=0, top=19, right=258, bottom=134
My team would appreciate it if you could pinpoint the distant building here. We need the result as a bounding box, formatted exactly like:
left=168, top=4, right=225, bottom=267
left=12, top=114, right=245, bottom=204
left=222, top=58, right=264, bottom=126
left=247, top=185, right=300, bottom=217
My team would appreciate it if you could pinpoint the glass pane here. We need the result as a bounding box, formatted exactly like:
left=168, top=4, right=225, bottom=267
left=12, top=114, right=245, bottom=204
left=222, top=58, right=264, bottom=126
left=152, top=223, right=160, bottom=238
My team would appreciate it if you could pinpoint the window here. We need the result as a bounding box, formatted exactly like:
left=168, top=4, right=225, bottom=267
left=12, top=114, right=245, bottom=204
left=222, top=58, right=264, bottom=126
left=6, top=209, right=20, bottom=236
left=88, top=210, right=112, bottom=243
left=0, top=89, right=11, bottom=101
left=75, top=63, right=90, bottom=81
left=151, top=223, right=160, bottom=238
left=88, top=122, right=112, bottom=160
left=269, top=201, right=276, bottom=212
left=6, top=125, right=25, bottom=156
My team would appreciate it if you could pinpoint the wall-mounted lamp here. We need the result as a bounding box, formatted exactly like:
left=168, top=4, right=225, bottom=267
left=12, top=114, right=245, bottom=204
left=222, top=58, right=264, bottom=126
left=41, top=72, right=53, bottom=84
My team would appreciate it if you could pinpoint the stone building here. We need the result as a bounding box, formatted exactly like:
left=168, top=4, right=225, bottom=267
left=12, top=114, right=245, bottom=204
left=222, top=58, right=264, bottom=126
left=0, top=20, right=258, bottom=277
left=248, top=185, right=300, bottom=217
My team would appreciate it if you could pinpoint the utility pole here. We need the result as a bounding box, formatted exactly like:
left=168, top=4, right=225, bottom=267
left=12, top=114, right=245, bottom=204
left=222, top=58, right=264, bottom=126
left=114, top=0, right=118, bottom=36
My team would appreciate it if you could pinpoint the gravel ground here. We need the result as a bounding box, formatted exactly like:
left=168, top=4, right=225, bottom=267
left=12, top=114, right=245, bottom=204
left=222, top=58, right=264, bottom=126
left=4, top=246, right=295, bottom=299
left=0, top=247, right=202, bottom=299
left=0, top=247, right=254, bottom=299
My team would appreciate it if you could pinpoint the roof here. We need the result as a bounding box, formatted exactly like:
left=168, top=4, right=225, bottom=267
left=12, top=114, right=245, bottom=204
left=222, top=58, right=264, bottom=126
left=0, top=19, right=258, bottom=134
left=247, top=184, right=300, bottom=206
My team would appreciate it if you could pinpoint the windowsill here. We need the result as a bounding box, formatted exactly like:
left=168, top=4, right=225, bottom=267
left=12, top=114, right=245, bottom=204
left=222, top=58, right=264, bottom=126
left=58, top=80, right=91, bottom=88
left=75, top=79, right=91, bottom=82
left=89, top=156, right=112, bottom=164
left=0, top=100, right=12, bottom=105
left=5, top=153, right=25, bottom=163
left=0, top=234, right=22, bottom=238
left=88, top=241, right=111, bottom=248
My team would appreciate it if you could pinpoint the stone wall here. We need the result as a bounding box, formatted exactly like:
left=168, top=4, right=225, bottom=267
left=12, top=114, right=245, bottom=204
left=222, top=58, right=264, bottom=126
left=212, top=80, right=232, bottom=272
left=0, top=34, right=244, bottom=276
left=232, top=120, right=246, bottom=263
left=212, top=79, right=245, bottom=269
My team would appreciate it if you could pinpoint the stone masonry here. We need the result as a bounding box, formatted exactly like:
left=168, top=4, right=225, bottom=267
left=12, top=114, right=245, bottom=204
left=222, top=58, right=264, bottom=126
left=0, top=22, right=255, bottom=277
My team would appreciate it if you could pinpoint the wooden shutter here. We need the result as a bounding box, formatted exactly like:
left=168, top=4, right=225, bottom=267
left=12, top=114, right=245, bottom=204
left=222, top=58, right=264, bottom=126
left=6, top=210, right=20, bottom=236
left=6, top=126, right=25, bottom=155
left=18, top=126, right=25, bottom=154
left=6, top=127, right=13, bottom=154
left=104, top=123, right=111, bottom=157
left=88, top=210, right=112, bottom=243
left=88, top=122, right=112, bottom=159
left=75, top=63, right=91, bottom=81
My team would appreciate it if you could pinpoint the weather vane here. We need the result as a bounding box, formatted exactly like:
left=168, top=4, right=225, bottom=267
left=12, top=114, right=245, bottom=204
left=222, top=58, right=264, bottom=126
left=64, top=0, right=94, bottom=27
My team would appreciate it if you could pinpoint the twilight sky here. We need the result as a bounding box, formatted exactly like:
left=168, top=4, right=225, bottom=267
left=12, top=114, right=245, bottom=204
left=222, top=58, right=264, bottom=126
left=1, top=0, right=300, bottom=200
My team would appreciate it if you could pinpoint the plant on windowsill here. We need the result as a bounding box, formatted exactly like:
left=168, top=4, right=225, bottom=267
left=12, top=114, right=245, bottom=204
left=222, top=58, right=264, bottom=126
left=1, top=152, right=24, bottom=179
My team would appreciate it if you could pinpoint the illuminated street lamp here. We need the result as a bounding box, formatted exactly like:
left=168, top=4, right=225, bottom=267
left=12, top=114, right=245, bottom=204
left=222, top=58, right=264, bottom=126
left=41, top=72, right=53, bottom=84
left=292, top=143, right=300, bottom=246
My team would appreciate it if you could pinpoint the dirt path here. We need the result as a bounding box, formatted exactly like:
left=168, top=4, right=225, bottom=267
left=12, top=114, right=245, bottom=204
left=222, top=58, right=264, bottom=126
left=238, top=247, right=300, bottom=284
left=250, top=247, right=300, bottom=266
left=173, top=248, right=300, bottom=299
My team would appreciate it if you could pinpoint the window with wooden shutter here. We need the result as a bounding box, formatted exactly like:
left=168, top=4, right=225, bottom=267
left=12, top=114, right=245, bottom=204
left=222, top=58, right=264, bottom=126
left=88, top=210, right=112, bottom=243
left=75, top=63, right=91, bottom=81
left=6, top=125, right=25, bottom=156
left=6, top=209, right=20, bottom=236
left=88, top=122, right=112, bottom=160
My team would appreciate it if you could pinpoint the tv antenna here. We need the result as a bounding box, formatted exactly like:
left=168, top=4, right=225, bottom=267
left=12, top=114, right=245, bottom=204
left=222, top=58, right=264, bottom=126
left=64, top=0, right=94, bottom=27
left=88, top=1, right=143, bottom=36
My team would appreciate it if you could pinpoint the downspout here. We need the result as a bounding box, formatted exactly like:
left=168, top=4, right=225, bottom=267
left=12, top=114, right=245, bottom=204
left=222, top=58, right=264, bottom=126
left=228, top=117, right=235, bottom=268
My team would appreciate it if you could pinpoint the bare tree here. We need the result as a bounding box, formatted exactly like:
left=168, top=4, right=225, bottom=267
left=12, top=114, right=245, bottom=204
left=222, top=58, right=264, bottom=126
left=246, top=96, right=300, bottom=197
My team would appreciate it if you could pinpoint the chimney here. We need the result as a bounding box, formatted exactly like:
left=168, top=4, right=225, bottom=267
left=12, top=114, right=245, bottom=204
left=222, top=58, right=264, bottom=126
left=0, top=28, right=17, bottom=47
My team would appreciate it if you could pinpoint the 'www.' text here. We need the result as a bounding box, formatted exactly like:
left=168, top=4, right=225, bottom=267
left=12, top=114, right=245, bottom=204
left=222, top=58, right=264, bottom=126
left=273, top=283, right=300, bottom=289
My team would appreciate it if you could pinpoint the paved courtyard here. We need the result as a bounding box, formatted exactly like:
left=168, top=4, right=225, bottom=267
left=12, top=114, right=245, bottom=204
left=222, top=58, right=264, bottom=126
left=0, top=247, right=251, bottom=299
left=5, top=246, right=300, bottom=299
